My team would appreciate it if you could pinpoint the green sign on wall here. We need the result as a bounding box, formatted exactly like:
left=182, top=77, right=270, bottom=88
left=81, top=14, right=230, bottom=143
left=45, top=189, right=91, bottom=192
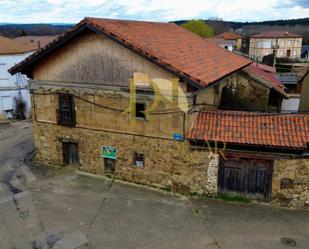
left=102, top=146, right=117, bottom=159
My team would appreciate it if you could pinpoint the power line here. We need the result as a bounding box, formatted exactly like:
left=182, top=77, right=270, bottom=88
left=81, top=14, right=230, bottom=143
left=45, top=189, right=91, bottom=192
left=31, top=91, right=309, bottom=115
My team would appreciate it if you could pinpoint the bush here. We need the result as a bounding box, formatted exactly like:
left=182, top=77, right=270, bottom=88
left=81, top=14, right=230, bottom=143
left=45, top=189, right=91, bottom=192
left=181, top=20, right=214, bottom=38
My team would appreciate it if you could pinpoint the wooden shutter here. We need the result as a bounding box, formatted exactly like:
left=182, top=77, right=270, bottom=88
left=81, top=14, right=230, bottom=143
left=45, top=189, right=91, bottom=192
left=58, top=94, right=76, bottom=126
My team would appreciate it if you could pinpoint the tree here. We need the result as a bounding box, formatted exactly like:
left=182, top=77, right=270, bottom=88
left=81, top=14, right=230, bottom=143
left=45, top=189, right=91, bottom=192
left=19, top=29, right=27, bottom=37
left=181, top=20, right=214, bottom=38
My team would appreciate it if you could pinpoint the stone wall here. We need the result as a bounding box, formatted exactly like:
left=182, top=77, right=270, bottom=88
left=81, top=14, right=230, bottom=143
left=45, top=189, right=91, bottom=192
left=33, top=120, right=213, bottom=195
left=272, top=159, right=309, bottom=208
left=219, top=73, right=271, bottom=111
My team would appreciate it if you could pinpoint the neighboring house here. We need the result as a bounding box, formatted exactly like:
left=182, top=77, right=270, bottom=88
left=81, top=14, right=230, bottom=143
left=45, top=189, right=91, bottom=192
left=298, top=67, right=309, bottom=112
left=301, top=45, right=309, bottom=61
left=275, top=67, right=309, bottom=113
left=274, top=73, right=299, bottom=93
left=9, top=18, right=309, bottom=208
left=215, top=31, right=242, bottom=51
left=205, top=37, right=235, bottom=51
left=0, top=35, right=55, bottom=118
left=249, top=31, right=303, bottom=61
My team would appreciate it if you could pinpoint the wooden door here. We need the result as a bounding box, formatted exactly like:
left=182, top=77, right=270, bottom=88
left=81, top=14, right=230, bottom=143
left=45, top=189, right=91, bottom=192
left=62, top=142, right=79, bottom=165
left=218, top=157, right=273, bottom=201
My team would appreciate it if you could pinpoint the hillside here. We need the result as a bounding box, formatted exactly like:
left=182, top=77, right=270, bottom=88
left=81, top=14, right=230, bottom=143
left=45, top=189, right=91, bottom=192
left=174, top=18, right=309, bottom=44
left=1, top=18, right=309, bottom=44
left=0, top=23, right=72, bottom=37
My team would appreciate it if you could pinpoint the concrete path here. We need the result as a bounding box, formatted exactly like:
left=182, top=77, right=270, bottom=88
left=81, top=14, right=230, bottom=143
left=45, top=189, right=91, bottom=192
left=0, top=121, right=308, bottom=249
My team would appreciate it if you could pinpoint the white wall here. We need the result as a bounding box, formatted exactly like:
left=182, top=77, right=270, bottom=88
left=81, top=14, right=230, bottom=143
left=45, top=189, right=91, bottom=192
left=281, top=95, right=300, bottom=113
left=0, top=51, right=33, bottom=118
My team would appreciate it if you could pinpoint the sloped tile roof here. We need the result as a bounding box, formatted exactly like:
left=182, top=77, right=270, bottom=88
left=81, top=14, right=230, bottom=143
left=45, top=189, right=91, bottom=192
left=0, top=35, right=55, bottom=54
left=216, top=31, right=242, bottom=40
left=242, top=63, right=287, bottom=97
left=187, top=111, right=309, bottom=149
left=9, top=17, right=251, bottom=88
left=251, top=31, right=301, bottom=38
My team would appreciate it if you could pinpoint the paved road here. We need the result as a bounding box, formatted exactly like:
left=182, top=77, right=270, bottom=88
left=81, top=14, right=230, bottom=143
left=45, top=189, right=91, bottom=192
left=0, top=121, right=46, bottom=249
left=0, top=121, right=308, bottom=249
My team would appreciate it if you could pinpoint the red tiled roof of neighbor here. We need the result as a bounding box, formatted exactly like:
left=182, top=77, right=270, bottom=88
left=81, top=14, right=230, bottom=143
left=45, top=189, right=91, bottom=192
left=251, top=31, right=301, bottom=38
left=0, top=35, right=56, bottom=54
left=9, top=17, right=251, bottom=88
left=187, top=111, right=309, bottom=149
left=205, top=37, right=236, bottom=45
left=242, top=63, right=287, bottom=97
left=216, top=31, right=242, bottom=40
left=255, top=63, right=276, bottom=73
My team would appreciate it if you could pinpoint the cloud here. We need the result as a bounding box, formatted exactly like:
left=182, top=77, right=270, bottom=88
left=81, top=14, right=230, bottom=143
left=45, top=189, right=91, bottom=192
left=0, top=0, right=308, bottom=23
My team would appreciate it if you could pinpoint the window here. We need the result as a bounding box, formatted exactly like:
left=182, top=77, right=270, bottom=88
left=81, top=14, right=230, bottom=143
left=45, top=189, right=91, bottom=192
left=136, top=102, right=146, bottom=119
left=0, top=62, right=8, bottom=79
left=133, top=152, right=145, bottom=168
left=58, top=94, right=76, bottom=126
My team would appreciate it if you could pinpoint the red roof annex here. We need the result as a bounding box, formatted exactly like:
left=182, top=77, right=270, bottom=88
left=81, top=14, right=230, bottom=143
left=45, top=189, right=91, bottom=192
left=187, top=111, right=309, bottom=149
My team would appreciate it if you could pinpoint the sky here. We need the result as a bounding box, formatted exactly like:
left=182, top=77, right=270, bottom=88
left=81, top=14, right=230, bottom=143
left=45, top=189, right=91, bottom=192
left=0, top=0, right=308, bottom=24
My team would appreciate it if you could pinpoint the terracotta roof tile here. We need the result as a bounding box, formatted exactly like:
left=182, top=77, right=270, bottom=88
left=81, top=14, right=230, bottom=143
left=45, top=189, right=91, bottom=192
left=216, top=32, right=242, bottom=40
left=242, top=64, right=287, bottom=97
left=9, top=17, right=251, bottom=88
left=187, top=111, right=309, bottom=149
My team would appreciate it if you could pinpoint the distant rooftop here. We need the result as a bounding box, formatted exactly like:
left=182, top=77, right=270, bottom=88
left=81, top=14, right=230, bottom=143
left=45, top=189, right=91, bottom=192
left=0, top=35, right=56, bottom=55
left=251, top=31, right=301, bottom=39
left=216, top=31, right=242, bottom=40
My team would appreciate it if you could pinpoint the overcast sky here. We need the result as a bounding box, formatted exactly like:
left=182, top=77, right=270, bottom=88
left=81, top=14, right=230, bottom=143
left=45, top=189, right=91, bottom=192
left=0, top=0, right=308, bottom=24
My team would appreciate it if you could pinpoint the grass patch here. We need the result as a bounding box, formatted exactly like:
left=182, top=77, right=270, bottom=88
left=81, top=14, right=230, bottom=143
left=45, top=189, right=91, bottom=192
left=216, top=194, right=251, bottom=203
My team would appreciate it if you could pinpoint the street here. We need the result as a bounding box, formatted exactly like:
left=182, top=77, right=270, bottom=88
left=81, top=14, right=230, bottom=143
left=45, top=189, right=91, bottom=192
left=0, top=121, right=308, bottom=249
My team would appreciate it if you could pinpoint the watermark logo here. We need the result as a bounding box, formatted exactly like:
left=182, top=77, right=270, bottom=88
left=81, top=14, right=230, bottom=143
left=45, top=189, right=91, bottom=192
left=123, top=73, right=189, bottom=126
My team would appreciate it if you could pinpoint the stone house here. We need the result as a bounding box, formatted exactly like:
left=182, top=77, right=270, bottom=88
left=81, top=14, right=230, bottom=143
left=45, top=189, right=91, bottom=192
left=9, top=18, right=309, bottom=208
left=249, top=31, right=303, bottom=62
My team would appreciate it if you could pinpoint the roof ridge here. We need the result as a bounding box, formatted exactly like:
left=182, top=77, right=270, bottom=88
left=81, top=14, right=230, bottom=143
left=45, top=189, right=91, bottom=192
left=9, top=17, right=251, bottom=87
left=84, top=17, right=173, bottom=25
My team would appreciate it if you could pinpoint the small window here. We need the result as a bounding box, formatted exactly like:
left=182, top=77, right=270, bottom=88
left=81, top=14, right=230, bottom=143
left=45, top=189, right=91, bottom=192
left=133, top=152, right=145, bottom=168
left=58, top=94, right=76, bottom=126
left=136, top=102, right=146, bottom=119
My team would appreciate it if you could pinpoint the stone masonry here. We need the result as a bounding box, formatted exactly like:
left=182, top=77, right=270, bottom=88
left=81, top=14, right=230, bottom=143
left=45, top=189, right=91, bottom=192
left=272, top=159, right=309, bottom=209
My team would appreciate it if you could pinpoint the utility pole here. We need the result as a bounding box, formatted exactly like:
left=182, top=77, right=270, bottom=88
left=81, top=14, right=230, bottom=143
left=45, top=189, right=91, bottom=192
left=273, top=39, right=279, bottom=68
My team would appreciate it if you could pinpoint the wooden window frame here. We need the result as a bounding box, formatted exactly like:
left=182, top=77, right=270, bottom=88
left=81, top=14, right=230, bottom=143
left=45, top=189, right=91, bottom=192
left=133, top=152, right=145, bottom=168
left=57, top=94, right=76, bottom=127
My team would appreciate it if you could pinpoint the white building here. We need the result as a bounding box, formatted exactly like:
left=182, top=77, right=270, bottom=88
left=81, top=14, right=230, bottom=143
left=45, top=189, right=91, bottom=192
left=205, top=38, right=236, bottom=52
left=0, top=36, right=55, bottom=119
